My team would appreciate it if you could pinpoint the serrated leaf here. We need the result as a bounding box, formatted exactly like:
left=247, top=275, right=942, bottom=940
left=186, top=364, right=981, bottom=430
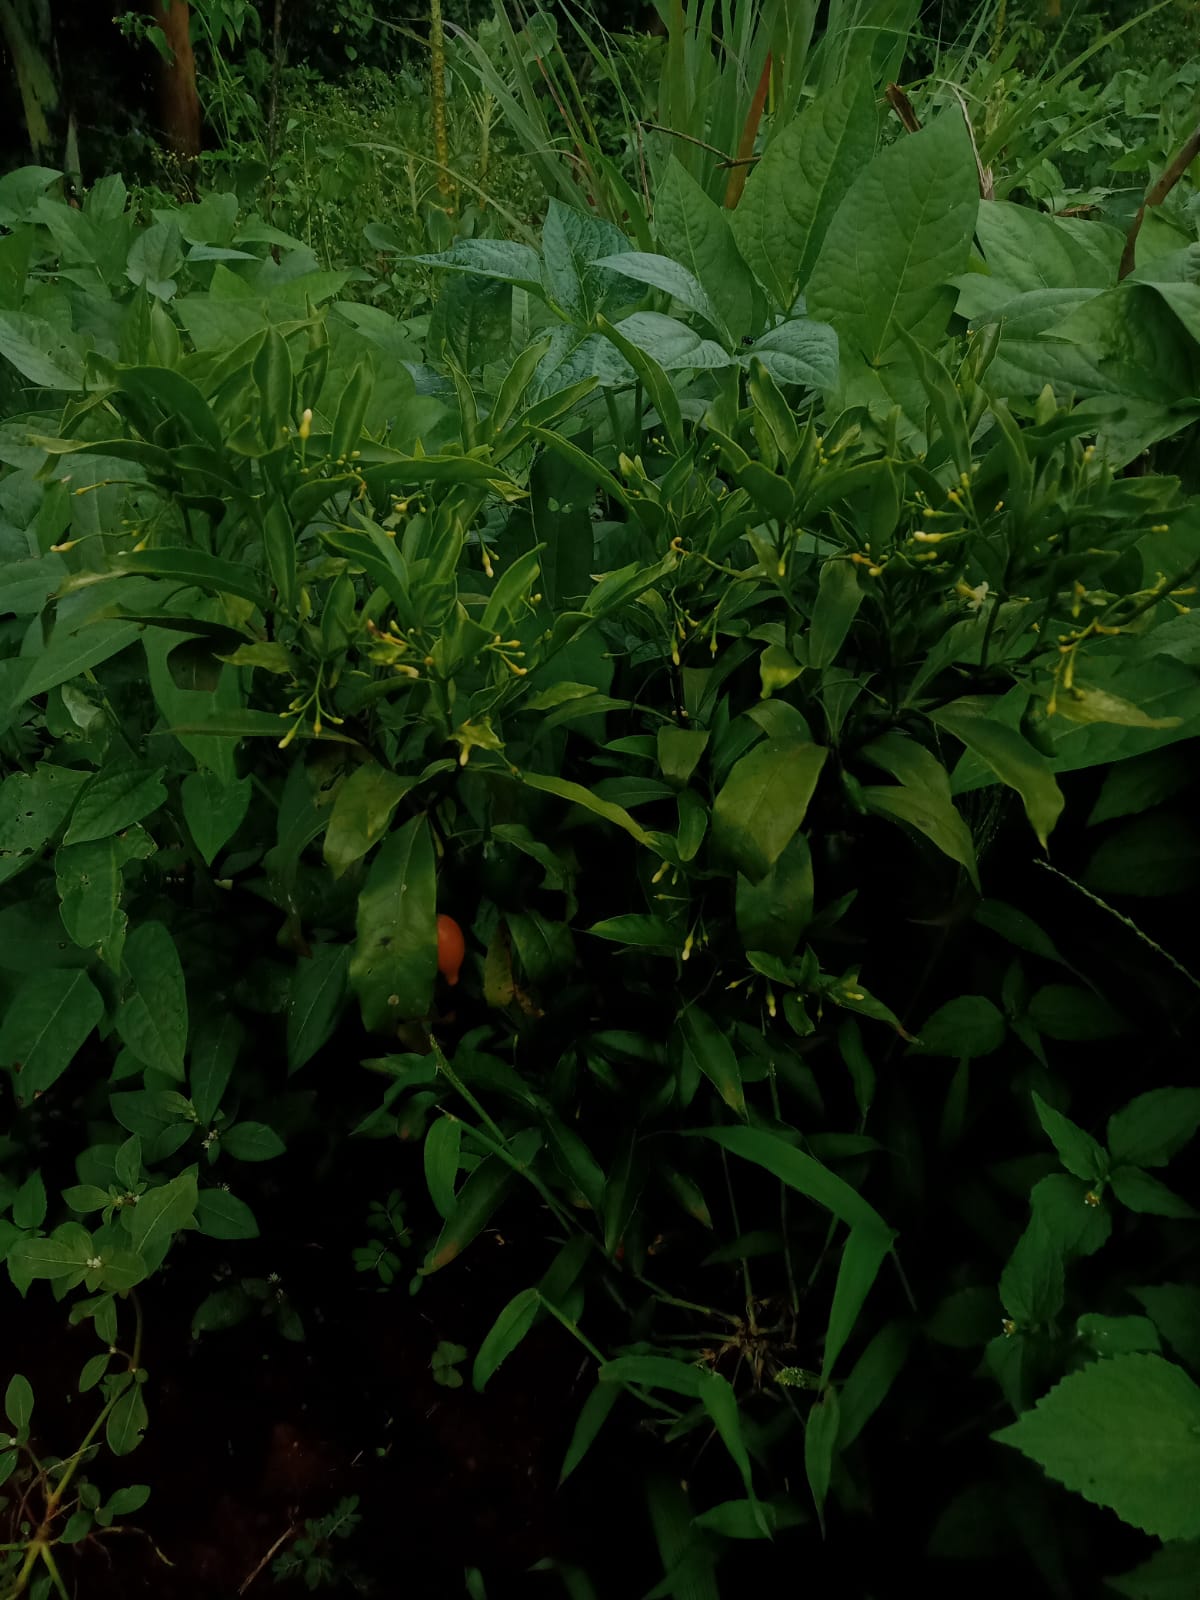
left=994, top=1354, right=1200, bottom=1541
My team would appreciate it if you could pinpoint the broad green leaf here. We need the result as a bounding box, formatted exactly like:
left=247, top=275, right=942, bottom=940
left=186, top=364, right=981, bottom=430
left=599, top=1355, right=704, bottom=1398
left=123, top=1171, right=197, bottom=1260
left=13, top=1171, right=46, bottom=1229
left=1032, top=1173, right=1112, bottom=1261
left=56, top=837, right=128, bottom=965
left=116, top=921, right=188, bottom=1080
left=594, top=251, right=723, bottom=335
left=654, top=157, right=753, bottom=340
left=472, top=1286, right=540, bottom=1393
left=809, top=560, right=862, bottom=668
left=735, top=833, right=813, bottom=958
left=0, top=764, right=90, bottom=862
left=1110, top=1167, right=1197, bottom=1220
left=1085, top=812, right=1200, bottom=898
left=541, top=200, right=631, bottom=321
left=732, top=74, right=878, bottom=309
left=1032, top=1093, right=1107, bottom=1181
left=1000, top=1215, right=1065, bottom=1327
left=744, top=318, right=839, bottom=389
left=804, top=1387, right=841, bottom=1532
left=656, top=726, right=709, bottom=787
left=821, top=1225, right=897, bottom=1383
left=1130, top=1285, right=1200, bottom=1373
left=610, top=311, right=731, bottom=371
left=424, top=1114, right=462, bottom=1220
left=1088, top=747, right=1193, bottom=827
left=324, top=763, right=417, bottom=878
left=712, top=738, right=827, bottom=883
left=703, top=1125, right=887, bottom=1234
left=862, top=781, right=979, bottom=891
left=106, top=1384, right=148, bottom=1456
left=350, top=816, right=437, bottom=1031
left=117, top=548, right=266, bottom=607
left=0, top=968, right=103, bottom=1097
left=286, top=942, right=349, bottom=1073
left=807, top=113, right=978, bottom=366
left=973, top=899, right=1067, bottom=965
left=194, top=1187, right=259, bottom=1240
left=422, top=1155, right=515, bottom=1274
left=1077, top=1314, right=1161, bottom=1359
left=1108, top=1089, right=1200, bottom=1170
left=414, top=238, right=543, bottom=292
left=586, top=914, right=676, bottom=951
left=64, top=765, right=166, bottom=845
left=4, top=1374, right=32, bottom=1435
left=912, top=996, right=1005, bottom=1058
left=189, top=1010, right=242, bottom=1125
left=222, top=1121, right=286, bottom=1161
left=994, top=1354, right=1200, bottom=1541
left=933, top=700, right=1064, bottom=847
left=1027, top=984, right=1127, bottom=1041
left=1107, top=1540, right=1200, bottom=1600
left=677, top=1007, right=744, bottom=1117
left=181, top=771, right=251, bottom=866
left=126, top=219, right=182, bottom=298
left=9, top=1222, right=93, bottom=1280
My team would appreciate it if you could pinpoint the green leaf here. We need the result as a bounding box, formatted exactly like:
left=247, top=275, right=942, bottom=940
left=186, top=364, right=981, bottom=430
left=323, top=762, right=414, bottom=877
left=860, top=732, right=979, bottom=889
left=1110, top=1167, right=1198, bottom=1220
left=559, top=1381, right=619, bottom=1485
left=804, top=1387, right=841, bottom=1533
left=516, top=771, right=655, bottom=848
left=286, top=943, right=350, bottom=1073
left=677, top=1007, right=744, bottom=1117
left=973, top=899, right=1067, bottom=965
left=586, top=914, right=676, bottom=951
left=599, top=1355, right=703, bottom=1398
left=422, top=1155, right=515, bottom=1274
left=807, top=113, right=978, bottom=365
left=106, top=1383, right=148, bottom=1456
left=4, top=1374, right=33, bottom=1435
left=0, top=968, right=103, bottom=1097
left=222, top=1121, right=286, bottom=1161
left=809, top=560, right=863, bottom=669
left=1108, top=1089, right=1200, bottom=1170
left=0, top=310, right=84, bottom=387
left=472, top=1286, right=540, bottom=1392
left=181, top=771, right=250, bottom=866
left=912, top=996, right=1005, bottom=1059
left=126, top=219, right=182, bottom=298
left=994, top=1354, right=1200, bottom=1541
left=1027, top=984, right=1127, bottom=1041
left=698, top=1370, right=761, bottom=1518
left=349, top=816, right=437, bottom=1031
left=0, top=764, right=90, bottom=867
left=656, top=726, right=709, bottom=788
left=13, top=1170, right=46, bottom=1229
left=9, top=1223, right=93, bottom=1280
left=822, top=1225, right=896, bottom=1384
left=1088, top=747, right=1193, bottom=827
left=1000, top=1215, right=1065, bottom=1327
left=116, top=921, right=188, bottom=1080
left=712, top=738, right=827, bottom=883
left=56, top=837, right=128, bottom=965
left=735, top=832, right=813, bottom=959
left=703, top=1125, right=888, bottom=1234
left=124, top=1171, right=197, bottom=1260
left=189, top=1010, right=241, bottom=1126
left=934, top=700, right=1064, bottom=847
left=194, top=1187, right=259, bottom=1240
left=1032, top=1092, right=1107, bottom=1182
left=254, top=327, right=294, bottom=446
left=731, top=74, right=878, bottom=309
left=594, top=251, right=723, bottom=334
left=424, top=1114, right=462, bottom=1220
left=837, top=1321, right=911, bottom=1449
left=16, top=619, right=142, bottom=704
left=1077, top=1314, right=1161, bottom=1358
left=63, top=765, right=166, bottom=845
left=1107, top=1540, right=1200, bottom=1600
left=654, top=157, right=753, bottom=340
left=1130, top=1285, right=1200, bottom=1373
left=117, top=548, right=266, bottom=607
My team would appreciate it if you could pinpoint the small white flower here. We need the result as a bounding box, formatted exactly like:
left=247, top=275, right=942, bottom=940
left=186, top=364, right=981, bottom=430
left=86, top=1256, right=103, bottom=1270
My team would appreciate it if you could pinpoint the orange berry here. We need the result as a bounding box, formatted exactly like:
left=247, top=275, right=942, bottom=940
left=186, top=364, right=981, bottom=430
left=437, top=914, right=466, bottom=986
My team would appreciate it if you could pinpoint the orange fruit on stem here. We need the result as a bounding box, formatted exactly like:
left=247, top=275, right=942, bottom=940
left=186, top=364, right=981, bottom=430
left=437, top=914, right=466, bottom=986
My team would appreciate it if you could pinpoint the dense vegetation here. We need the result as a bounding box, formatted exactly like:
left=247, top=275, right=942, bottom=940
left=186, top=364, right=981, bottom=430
left=2, top=3, right=1200, bottom=1597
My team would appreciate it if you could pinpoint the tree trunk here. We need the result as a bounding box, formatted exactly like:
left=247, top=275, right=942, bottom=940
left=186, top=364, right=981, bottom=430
left=151, top=0, right=200, bottom=158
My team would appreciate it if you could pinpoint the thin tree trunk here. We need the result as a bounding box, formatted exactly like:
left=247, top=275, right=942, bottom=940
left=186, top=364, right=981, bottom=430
left=151, top=0, right=201, bottom=159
